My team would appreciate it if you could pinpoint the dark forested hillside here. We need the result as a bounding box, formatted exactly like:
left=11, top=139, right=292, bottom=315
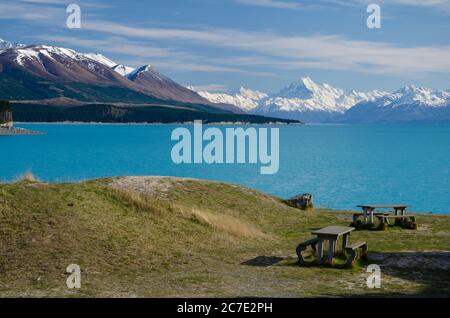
left=11, top=102, right=300, bottom=124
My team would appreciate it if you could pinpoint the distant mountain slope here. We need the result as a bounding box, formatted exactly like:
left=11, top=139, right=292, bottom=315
left=196, top=77, right=450, bottom=123
left=257, top=77, right=386, bottom=114
left=193, top=87, right=268, bottom=112
left=195, top=77, right=388, bottom=123
left=0, top=39, right=25, bottom=51
left=0, top=41, right=238, bottom=112
left=128, top=65, right=222, bottom=106
left=337, top=86, right=450, bottom=123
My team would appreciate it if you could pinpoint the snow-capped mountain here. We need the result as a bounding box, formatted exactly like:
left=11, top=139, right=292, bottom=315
left=193, top=87, right=268, bottom=112
left=126, top=64, right=230, bottom=107
left=256, top=77, right=386, bottom=115
left=383, top=85, right=450, bottom=108
left=78, top=53, right=136, bottom=76
left=196, top=77, right=450, bottom=123
left=196, top=77, right=388, bottom=122
left=0, top=39, right=25, bottom=51
left=338, top=85, right=450, bottom=123
left=0, top=40, right=238, bottom=110
left=1, top=44, right=138, bottom=88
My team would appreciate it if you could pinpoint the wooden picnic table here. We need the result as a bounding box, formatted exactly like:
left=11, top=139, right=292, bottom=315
left=356, top=204, right=410, bottom=224
left=311, top=226, right=355, bottom=265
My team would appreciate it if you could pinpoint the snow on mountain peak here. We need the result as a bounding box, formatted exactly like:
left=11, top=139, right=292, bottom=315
left=236, top=86, right=268, bottom=100
left=112, top=64, right=135, bottom=76
left=82, top=53, right=136, bottom=76
left=193, top=86, right=267, bottom=112
left=128, top=65, right=154, bottom=77
left=256, top=77, right=386, bottom=114
left=0, top=39, right=26, bottom=51
left=82, top=53, right=117, bottom=68
left=381, top=85, right=450, bottom=108
left=296, top=76, right=317, bottom=90
left=193, top=78, right=390, bottom=115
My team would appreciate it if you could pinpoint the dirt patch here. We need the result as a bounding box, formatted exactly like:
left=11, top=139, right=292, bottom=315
left=107, top=176, right=196, bottom=197
left=370, top=251, right=450, bottom=270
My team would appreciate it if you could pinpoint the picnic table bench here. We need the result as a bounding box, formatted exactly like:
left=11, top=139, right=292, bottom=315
left=375, top=214, right=417, bottom=228
left=296, top=226, right=367, bottom=267
left=355, top=204, right=410, bottom=224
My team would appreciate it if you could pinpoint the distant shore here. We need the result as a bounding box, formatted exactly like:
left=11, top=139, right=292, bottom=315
left=0, top=126, right=45, bottom=135
left=15, top=121, right=303, bottom=126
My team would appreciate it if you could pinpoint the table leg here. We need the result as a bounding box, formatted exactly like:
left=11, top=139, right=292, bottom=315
left=317, top=239, right=324, bottom=265
left=328, top=240, right=336, bottom=265
left=342, top=234, right=349, bottom=252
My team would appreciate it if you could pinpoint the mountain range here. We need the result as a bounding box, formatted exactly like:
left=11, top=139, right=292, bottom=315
left=1, top=38, right=449, bottom=124
left=194, top=78, right=450, bottom=123
left=0, top=38, right=300, bottom=124
left=0, top=41, right=231, bottom=108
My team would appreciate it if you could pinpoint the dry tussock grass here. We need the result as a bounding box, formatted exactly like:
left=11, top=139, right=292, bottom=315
left=111, top=188, right=269, bottom=239
left=110, top=188, right=170, bottom=215
left=176, top=205, right=269, bottom=239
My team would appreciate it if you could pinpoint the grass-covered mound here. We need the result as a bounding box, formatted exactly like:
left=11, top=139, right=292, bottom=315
left=0, top=177, right=449, bottom=297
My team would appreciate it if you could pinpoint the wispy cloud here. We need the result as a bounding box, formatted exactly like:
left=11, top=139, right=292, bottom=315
left=33, top=34, right=277, bottom=76
left=232, top=0, right=450, bottom=11
left=232, top=0, right=302, bottom=10
left=77, top=20, right=450, bottom=77
left=336, top=0, right=450, bottom=13
left=3, top=0, right=450, bottom=80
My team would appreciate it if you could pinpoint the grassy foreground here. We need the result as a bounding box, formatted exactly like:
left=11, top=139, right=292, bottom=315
left=0, top=177, right=449, bottom=297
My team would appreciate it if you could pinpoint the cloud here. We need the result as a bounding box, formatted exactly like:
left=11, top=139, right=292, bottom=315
left=32, top=34, right=271, bottom=75
left=4, top=0, right=450, bottom=79
left=0, top=0, right=108, bottom=24
left=0, top=1, right=61, bottom=22
left=232, top=0, right=302, bottom=10
left=233, top=0, right=450, bottom=11
left=32, top=35, right=185, bottom=60
left=78, top=20, right=450, bottom=77
left=337, top=0, right=450, bottom=12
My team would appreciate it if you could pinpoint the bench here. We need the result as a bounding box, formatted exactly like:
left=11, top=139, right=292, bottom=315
left=353, top=212, right=389, bottom=223
left=376, top=215, right=417, bottom=229
left=345, top=241, right=368, bottom=267
left=296, top=237, right=318, bottom=265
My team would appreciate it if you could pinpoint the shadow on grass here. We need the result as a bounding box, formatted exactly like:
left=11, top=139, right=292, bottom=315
left=242, top=252, right=450, bottom=297
left=241, top=256, right=286, bottom=267
left=366, top=251, right=450, bottom=297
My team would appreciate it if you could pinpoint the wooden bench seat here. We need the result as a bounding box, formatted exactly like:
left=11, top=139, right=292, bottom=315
left=345, top=241, right=368, bottom=267
left=376, top=215, right=416, bottom=227
left=353, top=212, right=389, bottom=223
left=296, top=237, right=318, bottom=265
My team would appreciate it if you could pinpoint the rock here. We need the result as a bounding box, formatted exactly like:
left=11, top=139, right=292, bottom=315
left=285, top=193, right=314, bottom=210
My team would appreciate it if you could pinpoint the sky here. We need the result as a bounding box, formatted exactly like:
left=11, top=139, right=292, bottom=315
left=0, top=0, right=449, bottom=93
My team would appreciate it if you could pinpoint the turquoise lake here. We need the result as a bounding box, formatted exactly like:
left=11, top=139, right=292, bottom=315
left=1, top=123, right=449, bottom=213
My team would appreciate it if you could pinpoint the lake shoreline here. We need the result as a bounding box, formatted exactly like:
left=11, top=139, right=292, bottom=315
left=0, top=126, right=45, bottom=135
left=15, top=121, right=303, bottom=126
left=2, top=124, right=449, bottom=213
left=1, top=175, right=448, bottom=215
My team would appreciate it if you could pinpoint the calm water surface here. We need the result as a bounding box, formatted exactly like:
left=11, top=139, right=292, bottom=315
left=1, top=123, right=449, bottom=213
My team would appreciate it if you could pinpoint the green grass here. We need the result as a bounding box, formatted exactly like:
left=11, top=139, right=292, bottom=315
left=0, top=177, right=449, bottom=297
